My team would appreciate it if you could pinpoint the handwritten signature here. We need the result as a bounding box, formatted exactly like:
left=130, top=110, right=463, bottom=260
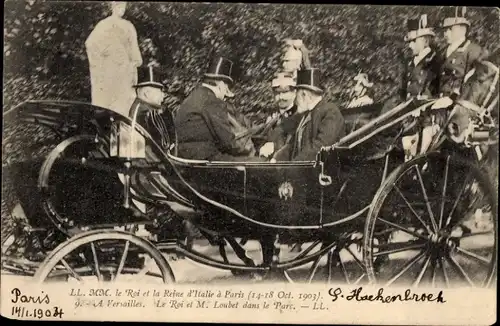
left=328, top=287, right=446, bottom=303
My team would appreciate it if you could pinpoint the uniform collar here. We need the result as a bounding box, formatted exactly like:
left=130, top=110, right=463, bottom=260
left=446, top=38, right=468, bottom=58
left=134, top=97, right=163, bottom=111
left=413, top=47, right=432, bottom=66
left=279, top=103, right=295, bottom=115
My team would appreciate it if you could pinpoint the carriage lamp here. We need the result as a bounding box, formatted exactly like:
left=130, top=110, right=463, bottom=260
left=109, top=121, right=146, bottom=159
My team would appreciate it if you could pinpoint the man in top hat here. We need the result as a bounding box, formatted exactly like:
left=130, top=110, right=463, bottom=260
left=175, top=56, right=263, bottom=161
left=438, top=6, right=490, bottom=101
left=434, top=6, right=499, bottom=152
left=402, top=14, right=441, bottom=101
left=260, top=68, right=345, bottom=161
left=127, top=65, right=175, bottom=151
left=398, top=14, right=443, bottom=159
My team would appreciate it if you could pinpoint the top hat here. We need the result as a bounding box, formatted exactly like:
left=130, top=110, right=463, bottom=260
left=294, top=68, right=323, bottom=93
left=405, top=14, right=435, bottom=42
left=353, top=72, right=374, bottom=88
left=134, top=66, right=166, bottom=89
left=442, top=6, right=470, bottom=28
left=272, top=72, right=296, bottom=88
left=204, top=57, right=234, bottom=84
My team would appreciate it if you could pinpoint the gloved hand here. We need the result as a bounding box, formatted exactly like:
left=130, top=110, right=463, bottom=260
left=259, top=142, right=275, bottom=157
left=431, top=96, right=454, bottom=110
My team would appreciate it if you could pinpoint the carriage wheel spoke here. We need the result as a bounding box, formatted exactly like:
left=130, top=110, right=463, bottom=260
left=345, top=246, right=364, bottom=269
left=337, top=252, right=350, bottom=284
left=440, top=258, right=450, bottom=288
left=283, top=270, right=295, bottom=284
left=456, top=247, right=491, bottom=265
left=439, top=156, right=450, bottom=229
left=445, top=174, right=471, bottom=227
left=329, top=249, right=350, bottom=284
left=447, top=255, right=475, bottom=287
left=373, top=241, right=427, bottom=257
left=378, top=218, right=427, bottom=240
left=385, top=250, right=426, bottom=287
left=61, top=258, right=83, bottom=282
left=353, top=273, right=366, bottom=285
left=412, top=253, right=431, bottom=287
left=90, top=242, right=102, bottom=282
left=394, top=186, right=432, bottom=234
left=136, top=256, right=152, bottom=279
left=431, top=260, right=437, bottom=287
left=114, top=240, right=130, bottom=281
left=414, top=165, right=438, bottom=233
left=307, top=255, right=322, bottom=283
left=327, top=250, right=334, bottom=284
left=461, top=230, right=494, bottom=238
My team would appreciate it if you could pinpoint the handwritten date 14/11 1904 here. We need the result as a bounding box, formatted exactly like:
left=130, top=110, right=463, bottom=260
left=328, top=287, right=446, bottom=303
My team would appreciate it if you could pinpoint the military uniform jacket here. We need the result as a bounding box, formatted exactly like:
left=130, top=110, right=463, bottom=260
left=128, top=98, right=175, bottom=152
left=439, top=39, right=489, bottom=98
left=174, top=86, right=241, bottom=160
left=401, top=48, right=441, bottom=100
left=259, top=105, right=297, bottom=138
left=271, top=99, right=346, bottom=161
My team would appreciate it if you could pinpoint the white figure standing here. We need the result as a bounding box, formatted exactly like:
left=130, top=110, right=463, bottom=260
left=85, top=1, right=143, bottom=116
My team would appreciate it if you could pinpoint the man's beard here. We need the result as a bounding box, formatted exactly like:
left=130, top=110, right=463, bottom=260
left=278, top=100, right=292, bottom=109
left=296, top=103, right=308, bottom=113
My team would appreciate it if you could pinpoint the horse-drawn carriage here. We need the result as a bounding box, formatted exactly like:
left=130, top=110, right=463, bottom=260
left=1, top=94, right=497, bottom=287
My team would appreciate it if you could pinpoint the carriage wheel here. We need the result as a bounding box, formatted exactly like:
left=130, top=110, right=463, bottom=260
left=38, top=134, right=113, bottom=235
left=363, top=152, right=497, bottom=288
left=289, top=235, right=367, bottom=285
left=33, top=230, right=175, bottom=284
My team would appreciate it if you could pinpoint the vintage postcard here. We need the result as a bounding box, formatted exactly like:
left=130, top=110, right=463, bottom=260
left=2, top=1, right=498, bottom=324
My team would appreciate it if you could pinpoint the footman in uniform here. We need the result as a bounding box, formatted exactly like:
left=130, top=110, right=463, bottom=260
left=399, top=14, right=442, bottom=160
left=437, top=6, right=499, bottom=151
left=438, top=6, right=490, bottom=101
left=128, top=65, right=173, bottom=151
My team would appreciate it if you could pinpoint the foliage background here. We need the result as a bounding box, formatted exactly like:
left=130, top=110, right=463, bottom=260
left=2, top=2, right=499, bottom=239
left=4, top=2, right=499, bottom=115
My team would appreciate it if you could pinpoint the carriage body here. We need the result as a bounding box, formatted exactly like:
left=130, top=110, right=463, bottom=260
left=2, top=97, right=497, bottom=286
left=2, top=100, right=405, bottom=240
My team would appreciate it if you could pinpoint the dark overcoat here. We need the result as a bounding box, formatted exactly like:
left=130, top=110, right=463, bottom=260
left=175, top=86, right=257, bottom=160
left=439, top=39, right=490, bottom=98
left=402, top=48, right=441, bottom=100
left=271, top=99, right=346, bottom=161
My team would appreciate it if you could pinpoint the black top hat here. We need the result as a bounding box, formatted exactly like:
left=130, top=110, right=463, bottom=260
left=134, top=66, right=166, bottom=89
left=442, top=6, right=470, bottom=28
left=405, top=14, right=435, bottom=41
left=294, top=68, right=323, bottom=93
left=204, top=57, right=234, bottom=84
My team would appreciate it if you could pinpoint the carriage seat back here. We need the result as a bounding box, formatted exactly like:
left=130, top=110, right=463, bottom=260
left=340, top=102, right=384, bottom=134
